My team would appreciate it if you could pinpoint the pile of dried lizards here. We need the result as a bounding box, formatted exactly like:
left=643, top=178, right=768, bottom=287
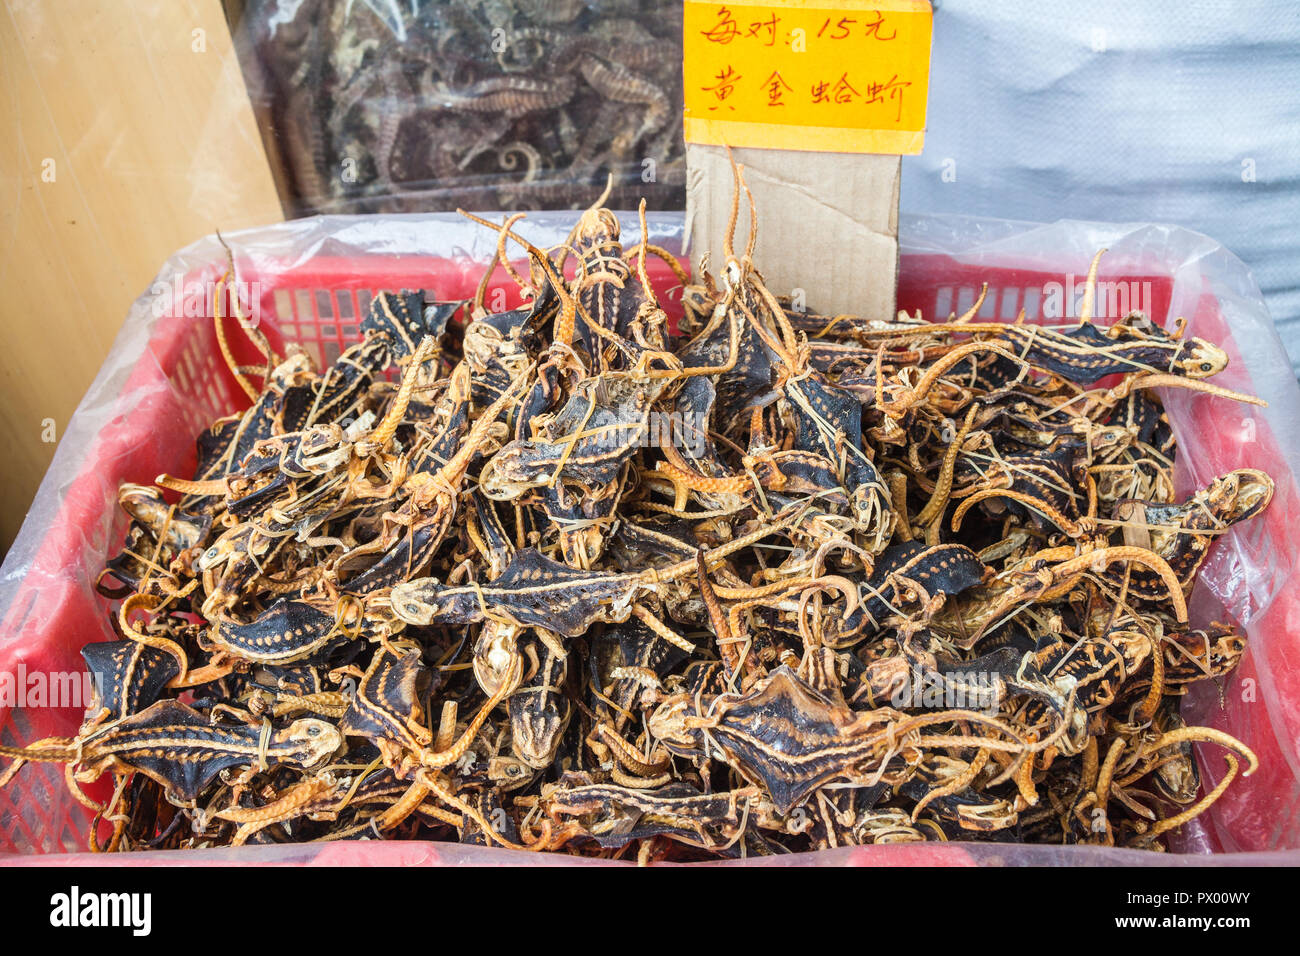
left=245, top=0, right=684, bottom=215
left=0, top=169, right=1273, bottom=859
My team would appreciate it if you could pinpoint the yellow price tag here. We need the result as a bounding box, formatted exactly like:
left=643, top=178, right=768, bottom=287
left=683, top=0, right=933, bottom=155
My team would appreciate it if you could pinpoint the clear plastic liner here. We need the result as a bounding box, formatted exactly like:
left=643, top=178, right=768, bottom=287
left=2, top=209, right=1298, bottom=863
left=899, top=0, right=1300, bottom=375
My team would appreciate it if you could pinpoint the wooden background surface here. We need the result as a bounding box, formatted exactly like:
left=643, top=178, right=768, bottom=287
left=0, top=0, right=282, bottom=555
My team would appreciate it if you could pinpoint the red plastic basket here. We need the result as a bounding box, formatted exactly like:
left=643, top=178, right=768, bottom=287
left=2, top=241, right=1297, bottom=864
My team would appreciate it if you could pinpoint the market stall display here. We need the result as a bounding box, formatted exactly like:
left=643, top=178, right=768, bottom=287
left=2, top=171, right=1293, bottom=859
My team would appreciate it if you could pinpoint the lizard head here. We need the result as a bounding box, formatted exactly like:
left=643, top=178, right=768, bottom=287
left=1206, top=468, right=1274, bottom=523
left=278, top=719, right=342, bottom=769
left=647, top=694, right=706, bottom=755
left=488, top=754, right=537, bottom=791
left=297, top=423, right=350, bottom=474
left=851, top=481, right=896, bottom=542
left=390, top=578, right=452, bottom=625
left=511, top=698, right=571, bottom=771
left=478, top=441, right=553, bottom=497
left=1174, top=337, right=1229, bottom=378
left=574, top=206, right=621, bottom=248
left=196, top=528, right=246, bottom=573
left=472, top=620, right=524, bottom=697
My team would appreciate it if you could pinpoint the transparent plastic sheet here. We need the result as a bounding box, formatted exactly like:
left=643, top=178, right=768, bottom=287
left=2, top=210, right=1299, bottom=864
left=901, top=0, right=1300, bottom=374
left=227, top=0, right=686, bottom=216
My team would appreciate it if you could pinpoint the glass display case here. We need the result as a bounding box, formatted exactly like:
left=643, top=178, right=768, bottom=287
left=225, top=0, right=686, bottom=216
